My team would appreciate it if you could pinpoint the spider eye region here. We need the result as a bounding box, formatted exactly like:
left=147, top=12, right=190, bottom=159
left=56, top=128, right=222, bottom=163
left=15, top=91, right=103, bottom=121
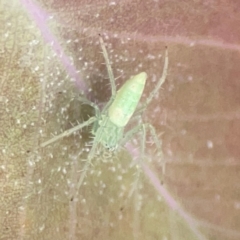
left=94, top=115, right=124, bottom=150
left=104, top=143, right=117, bottom=151
left=100, top=127, right=123, bottom=150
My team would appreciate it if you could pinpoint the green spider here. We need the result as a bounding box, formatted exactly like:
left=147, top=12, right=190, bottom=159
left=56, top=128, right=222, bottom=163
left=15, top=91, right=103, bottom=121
left=41, top=36, right=168, bottom=193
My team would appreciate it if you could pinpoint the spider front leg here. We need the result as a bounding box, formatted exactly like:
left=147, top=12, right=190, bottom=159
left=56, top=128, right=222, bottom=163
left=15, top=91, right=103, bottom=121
left=74, top=115, right=124, bottom=196
left=99, top=36, right=117, bottom=110
left=40, top=87, right=101, bottom=148
left=40, top=117, right=96, bottom=147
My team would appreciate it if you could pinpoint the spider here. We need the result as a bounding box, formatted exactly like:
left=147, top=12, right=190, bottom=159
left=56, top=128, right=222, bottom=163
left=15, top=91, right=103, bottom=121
left=41, top=36, right=168, bottom=194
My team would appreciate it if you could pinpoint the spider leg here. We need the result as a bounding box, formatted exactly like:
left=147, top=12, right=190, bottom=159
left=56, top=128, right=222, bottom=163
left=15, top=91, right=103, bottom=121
left=77, top=95, right=101, bottom=118
left=99, top=36, right=117, bottom=111
left=121, top=122, right=164, bottom=188
left=145, top=123, right=164, bottom=174
left=135, top=46, right=168, bottom=116
left=74, top=125, right=103, bottom=196
left=40, top=116, right=96, bottom=147
left=75, top=158, right=92, bottom=197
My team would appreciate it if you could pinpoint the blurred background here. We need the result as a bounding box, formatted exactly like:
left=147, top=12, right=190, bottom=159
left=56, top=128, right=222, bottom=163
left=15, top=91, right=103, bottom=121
left=1, top=0, right=240, bottom=239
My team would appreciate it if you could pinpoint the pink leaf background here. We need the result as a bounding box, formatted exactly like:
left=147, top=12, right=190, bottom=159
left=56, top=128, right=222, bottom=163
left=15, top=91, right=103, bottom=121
left=1, top=0, right=240, bottom=239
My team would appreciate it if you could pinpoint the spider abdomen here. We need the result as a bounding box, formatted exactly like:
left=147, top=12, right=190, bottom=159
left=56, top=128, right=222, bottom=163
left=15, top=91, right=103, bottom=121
left=108, top=72, right=147, bottom=127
